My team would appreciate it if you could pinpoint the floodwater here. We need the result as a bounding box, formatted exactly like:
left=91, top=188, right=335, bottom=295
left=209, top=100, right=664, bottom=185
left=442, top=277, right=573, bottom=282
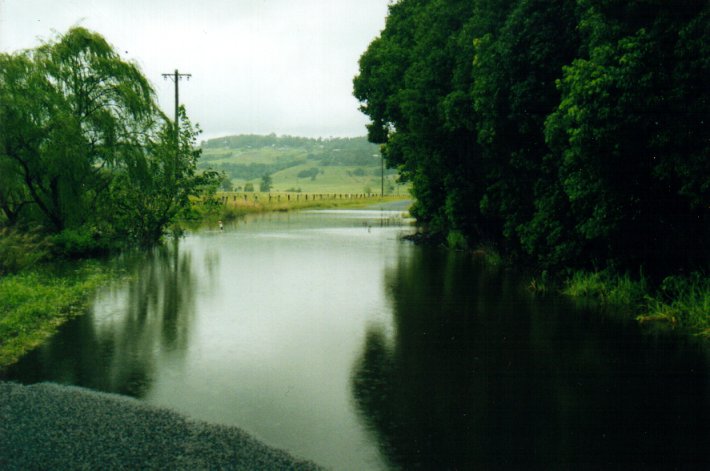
left=2, top=209, right=708, bottom=469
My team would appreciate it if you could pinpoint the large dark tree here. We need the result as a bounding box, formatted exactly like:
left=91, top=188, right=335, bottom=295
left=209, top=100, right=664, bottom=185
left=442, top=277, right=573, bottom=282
left=354, top=0, right=709, bottom=274
left=545, top=0, right=710, bottom=273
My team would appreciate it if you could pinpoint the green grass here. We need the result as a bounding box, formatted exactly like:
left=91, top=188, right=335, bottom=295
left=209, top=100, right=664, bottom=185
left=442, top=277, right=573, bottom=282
left=0, top=262, right=115, bottom=368
left=202, top=147, right=307, bottom=165
left=562, top=270, right=709, bottom=337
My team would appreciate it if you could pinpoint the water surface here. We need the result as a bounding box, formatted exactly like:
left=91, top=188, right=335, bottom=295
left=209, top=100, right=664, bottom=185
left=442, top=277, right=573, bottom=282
left=3, top=210, right=708, bottom=469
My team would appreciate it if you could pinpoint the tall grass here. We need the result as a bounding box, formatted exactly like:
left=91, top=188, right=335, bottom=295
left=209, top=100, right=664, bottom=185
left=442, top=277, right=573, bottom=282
left=643, top=274, right=710, bottom=336
left=563, top=270, right=709, bottom=337
left=563, top=271, right=648, bottom=308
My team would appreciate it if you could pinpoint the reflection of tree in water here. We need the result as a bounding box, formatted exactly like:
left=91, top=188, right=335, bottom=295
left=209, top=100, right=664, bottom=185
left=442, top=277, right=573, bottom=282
left=4, top=239, right=200, bottom=398
left=351, top=249, right=710, bottom=470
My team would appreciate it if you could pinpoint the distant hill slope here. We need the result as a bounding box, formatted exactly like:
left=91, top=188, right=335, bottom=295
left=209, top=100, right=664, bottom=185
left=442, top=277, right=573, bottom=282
left=199, top=134, right=403, bottom=194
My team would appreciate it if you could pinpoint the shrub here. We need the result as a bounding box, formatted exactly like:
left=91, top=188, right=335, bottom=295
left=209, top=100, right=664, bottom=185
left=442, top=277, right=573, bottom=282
left=446, top=230, right=468, bottom=251
left=48, top=227, right=115, bottom=258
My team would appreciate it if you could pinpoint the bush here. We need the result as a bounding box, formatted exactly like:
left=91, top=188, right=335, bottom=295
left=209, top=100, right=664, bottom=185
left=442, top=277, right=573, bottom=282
left=49, top=227, right=115, bottom=258
left=446, top=230, right=468, bottom=251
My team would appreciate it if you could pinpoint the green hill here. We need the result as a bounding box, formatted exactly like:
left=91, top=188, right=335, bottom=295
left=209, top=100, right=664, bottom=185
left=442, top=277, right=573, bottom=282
left=199, top=134, right=404, bottom=194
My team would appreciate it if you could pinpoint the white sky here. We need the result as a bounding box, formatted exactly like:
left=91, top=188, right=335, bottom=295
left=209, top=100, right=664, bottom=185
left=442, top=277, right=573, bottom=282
left=0, top=0, right=390, bottom=140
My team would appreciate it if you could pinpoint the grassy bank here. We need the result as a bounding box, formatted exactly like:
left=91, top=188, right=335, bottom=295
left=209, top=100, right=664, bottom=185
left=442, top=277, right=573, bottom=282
left=560, top=271, right=709, bottom=338
left=0, top=262, right=114, bottom=368
left=193, top=192, right=411, bottom=222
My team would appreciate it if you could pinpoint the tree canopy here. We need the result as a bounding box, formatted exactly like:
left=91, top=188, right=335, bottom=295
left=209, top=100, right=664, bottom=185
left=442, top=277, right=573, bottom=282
left=0, top=27, right=215, bottom=250
left=354, top=0, right=709, bottom=275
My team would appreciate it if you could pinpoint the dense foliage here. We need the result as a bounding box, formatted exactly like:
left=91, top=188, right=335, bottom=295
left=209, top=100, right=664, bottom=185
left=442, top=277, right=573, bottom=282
left=0, top=28, right=215, bottom=253
left=354, top=0, right=709, bottom=276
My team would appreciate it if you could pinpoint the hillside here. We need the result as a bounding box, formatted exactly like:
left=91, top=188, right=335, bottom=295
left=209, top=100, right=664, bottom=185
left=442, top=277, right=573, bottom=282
left=199, top=134, right=403, bottom=194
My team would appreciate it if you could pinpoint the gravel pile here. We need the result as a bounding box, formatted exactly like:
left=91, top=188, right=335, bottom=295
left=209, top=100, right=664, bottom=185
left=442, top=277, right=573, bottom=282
left=0, top=381, right=324, bottom=470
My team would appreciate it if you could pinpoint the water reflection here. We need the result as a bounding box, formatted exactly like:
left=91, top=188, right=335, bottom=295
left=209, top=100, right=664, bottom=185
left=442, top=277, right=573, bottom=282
left=351, top=248, right=710, bottom=469
left=3, top=240, right=199, bottom=398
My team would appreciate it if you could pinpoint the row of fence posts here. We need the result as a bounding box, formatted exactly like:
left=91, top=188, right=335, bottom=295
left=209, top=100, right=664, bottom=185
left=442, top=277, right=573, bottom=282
left=217, top=193, right=381, bottom=205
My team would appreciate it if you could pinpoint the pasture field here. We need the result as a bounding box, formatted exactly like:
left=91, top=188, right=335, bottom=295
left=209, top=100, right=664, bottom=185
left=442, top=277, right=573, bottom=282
left=199, top=135, right=405, bottom=196
left=269, top=165, right=403, bottom=194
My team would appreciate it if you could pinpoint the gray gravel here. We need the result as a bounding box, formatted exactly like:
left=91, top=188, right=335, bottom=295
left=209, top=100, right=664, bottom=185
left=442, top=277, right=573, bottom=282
left=0, top=382, right=324, bottom=470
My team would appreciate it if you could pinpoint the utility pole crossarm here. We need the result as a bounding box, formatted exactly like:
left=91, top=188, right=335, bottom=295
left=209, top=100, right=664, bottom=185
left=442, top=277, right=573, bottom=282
left=161, top=69, right=192, bottom=128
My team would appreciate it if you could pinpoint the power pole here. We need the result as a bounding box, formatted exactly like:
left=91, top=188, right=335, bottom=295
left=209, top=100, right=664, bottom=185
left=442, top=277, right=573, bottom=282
left=161, top=70, right=191, bottom=182
left=161, top=69, right=192, bottom=130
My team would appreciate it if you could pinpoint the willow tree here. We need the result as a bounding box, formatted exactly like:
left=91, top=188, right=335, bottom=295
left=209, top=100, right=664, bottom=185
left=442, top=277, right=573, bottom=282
left=0, top=28, right=159, bottom=232
left=0, top=27, right=212, bottom=247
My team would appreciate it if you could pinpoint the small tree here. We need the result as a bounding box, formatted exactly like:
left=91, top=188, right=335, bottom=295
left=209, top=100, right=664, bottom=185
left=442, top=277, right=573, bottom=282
left=260, top=173, right=272, bottom=192
left=109, top=107, right=218, bottom=245
left=244, top=182, right=254, bottom=192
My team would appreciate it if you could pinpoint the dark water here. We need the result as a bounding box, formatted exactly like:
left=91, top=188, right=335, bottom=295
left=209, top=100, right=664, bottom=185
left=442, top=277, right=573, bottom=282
left=2, top=210, right=709, bottom=469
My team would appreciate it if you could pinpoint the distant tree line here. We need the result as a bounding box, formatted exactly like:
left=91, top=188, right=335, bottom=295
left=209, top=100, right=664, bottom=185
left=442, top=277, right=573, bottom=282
left=202, top=134, right=317, bottom=150
left=354, top=0, right=709, bottom=276
left=0, top=28, right=216, bottom=252
left=202, top=134, right=378, bottom=155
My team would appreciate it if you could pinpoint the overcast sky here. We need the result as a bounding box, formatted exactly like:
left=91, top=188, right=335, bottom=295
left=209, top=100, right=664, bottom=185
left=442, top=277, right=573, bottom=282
left=0, top=0, right=390, bottom=140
